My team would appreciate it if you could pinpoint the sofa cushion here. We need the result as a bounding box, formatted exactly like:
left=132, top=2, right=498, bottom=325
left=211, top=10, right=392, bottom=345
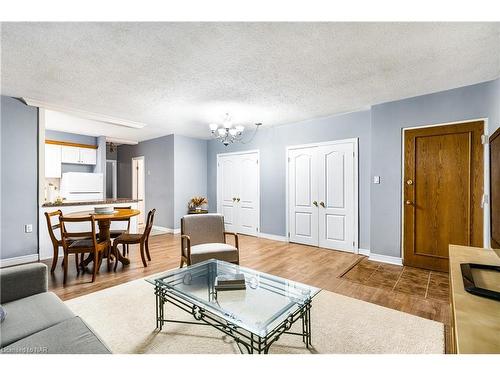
left=189, top=243, right=239, bottom=264
left=0, top=292, right=75, bottom=348
left=2, top=316, right=111, bottom=354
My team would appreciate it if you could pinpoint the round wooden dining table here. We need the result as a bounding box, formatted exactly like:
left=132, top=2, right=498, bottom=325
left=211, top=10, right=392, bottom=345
left=64, top=208, right=140, bottom=267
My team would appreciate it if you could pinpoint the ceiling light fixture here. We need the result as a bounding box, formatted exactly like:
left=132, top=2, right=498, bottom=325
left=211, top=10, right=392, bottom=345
left=209, top=113, right=262, bottom=146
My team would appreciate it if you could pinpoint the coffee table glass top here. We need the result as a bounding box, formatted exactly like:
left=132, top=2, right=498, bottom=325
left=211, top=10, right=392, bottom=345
left=146, top=259, right=321, bottom=337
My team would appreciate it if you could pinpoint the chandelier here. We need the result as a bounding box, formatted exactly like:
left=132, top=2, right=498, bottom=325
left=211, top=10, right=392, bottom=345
left=209, top=113, right=261, bottom=146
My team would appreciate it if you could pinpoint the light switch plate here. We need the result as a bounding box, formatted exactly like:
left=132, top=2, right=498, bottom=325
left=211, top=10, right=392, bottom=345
left=373, top=176, right=380, bottom=184
left=24, top=224, right=33, bottom=233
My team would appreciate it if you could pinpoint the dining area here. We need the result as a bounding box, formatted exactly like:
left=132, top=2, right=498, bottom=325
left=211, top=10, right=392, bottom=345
left=43, top=203, right=156, bottom=285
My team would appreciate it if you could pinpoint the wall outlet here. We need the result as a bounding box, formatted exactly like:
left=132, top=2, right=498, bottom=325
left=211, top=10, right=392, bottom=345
left=373, top=176, right=381, bottom=184
left=24, top=224, right=33, bottom=233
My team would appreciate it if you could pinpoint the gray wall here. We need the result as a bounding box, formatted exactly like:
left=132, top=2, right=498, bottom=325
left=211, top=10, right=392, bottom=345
left=207, top=110, right=372, bottom=249
left=174, top=135, right=208, bottom=228
left=45, top=129, right=97, bottom=145
left=370, top=79, right=500, bottom=258
left=1, top=96, right=38, bottom=260
left=117, top=135, right=175, bottom=228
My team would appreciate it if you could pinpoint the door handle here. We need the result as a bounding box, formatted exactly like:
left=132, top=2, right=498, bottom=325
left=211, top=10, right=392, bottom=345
left=319, top=201, right=325, bottom=208
left=313, top=201, right=318, bottom=207
left=236, top=197, right=240, bottom=202
left=405, top=200, right=413, bottom=205
left=232, top=197, right=236, bottom=202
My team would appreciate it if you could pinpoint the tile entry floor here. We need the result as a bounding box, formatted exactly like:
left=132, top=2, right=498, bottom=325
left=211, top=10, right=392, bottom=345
left=340, top=258, right=449, bottom=302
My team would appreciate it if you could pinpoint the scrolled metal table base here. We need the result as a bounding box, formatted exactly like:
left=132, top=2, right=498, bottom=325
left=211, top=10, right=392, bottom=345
left=154, top=284, right=312, bottom=354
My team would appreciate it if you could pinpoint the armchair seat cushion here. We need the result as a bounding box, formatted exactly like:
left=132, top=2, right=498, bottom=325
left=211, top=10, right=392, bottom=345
left=188, top=243, right=239, bottom=264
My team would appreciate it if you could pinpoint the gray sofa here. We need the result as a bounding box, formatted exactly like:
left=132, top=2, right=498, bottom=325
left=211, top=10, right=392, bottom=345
left=0, top=263, right=110, bottom=354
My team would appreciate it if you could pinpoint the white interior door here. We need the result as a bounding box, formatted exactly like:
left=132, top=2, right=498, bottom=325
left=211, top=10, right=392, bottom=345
left=318, top=142, right=355, bottom=252
left=217, top=151, right=260, bottom=235
left=132, top=157, right=145, bottom=226
left=218, top=155, right=239, bottom=232
left=237, top=153, right=259, bottom=235
left=288, top=147, right=319, bottom=246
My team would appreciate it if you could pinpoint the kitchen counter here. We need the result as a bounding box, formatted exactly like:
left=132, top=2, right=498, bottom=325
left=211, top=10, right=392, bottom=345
left=42, top=198, right=141, bottom=207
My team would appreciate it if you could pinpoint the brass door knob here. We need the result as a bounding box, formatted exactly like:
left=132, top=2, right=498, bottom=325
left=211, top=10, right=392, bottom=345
left=320, top=201, right=325, bottom=207
left=232, top=197, right=236, bottom=201
left=405, top=200, right=412, bottom=205
left=236, top=197, right=240, bottom=202
left=313, top=201, right=318, bottom=207
left=406, top=179, right=413, bottom=185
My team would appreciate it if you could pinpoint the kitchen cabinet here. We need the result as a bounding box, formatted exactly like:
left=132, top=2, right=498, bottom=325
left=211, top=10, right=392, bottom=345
left=61, top=145, right=97, bottom=165
left=79, top=147, right=97, bottom=165
left=45, top=144, right=62, bottom=178
left=61, top=145, right=81, bottom=164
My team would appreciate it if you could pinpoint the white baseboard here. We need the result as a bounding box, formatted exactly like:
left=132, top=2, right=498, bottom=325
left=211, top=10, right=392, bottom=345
left=368, top=253, right=403, bottom=266
left=258, top=232, right=289, bottom=242
left=358, top=248, right=370, bottom=256
left=0, top=254, right=39, bottom=268
left=152, top=225, right=180, bottom=234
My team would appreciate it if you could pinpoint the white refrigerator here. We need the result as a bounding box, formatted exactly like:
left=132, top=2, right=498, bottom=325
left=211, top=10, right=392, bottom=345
left=60, top=172, right=104, bottom=201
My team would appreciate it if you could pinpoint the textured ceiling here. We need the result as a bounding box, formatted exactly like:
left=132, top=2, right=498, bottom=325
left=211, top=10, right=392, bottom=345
left=1, top=22, right=499, bottom=141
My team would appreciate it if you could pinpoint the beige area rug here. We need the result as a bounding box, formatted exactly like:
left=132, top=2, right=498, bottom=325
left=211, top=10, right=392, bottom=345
left=65, top=277, right=444, bottom=354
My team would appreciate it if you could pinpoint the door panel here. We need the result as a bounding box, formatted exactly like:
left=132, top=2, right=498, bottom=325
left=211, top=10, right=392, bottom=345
left=289, top=148, right=318, bottom=246
left=238, top=153, right=259, bottom=235
left=403, top=121, right=484, bottom=272
left=318, top=143, right=354, bottom=251
left=218, top=156, right=238, bottom=232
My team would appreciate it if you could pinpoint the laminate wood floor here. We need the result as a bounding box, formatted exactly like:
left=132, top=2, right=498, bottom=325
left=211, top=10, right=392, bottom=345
left=43, top=233, right=451, bottom=349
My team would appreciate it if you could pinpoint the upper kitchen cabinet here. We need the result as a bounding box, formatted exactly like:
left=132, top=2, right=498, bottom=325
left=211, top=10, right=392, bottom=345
left=61, top=145, right=97, bottom=165
left=61, top=145, right=80, bottom=164
left=45, top=144, right=62, bottom=178
left=79, top=147, right=97, bottom=164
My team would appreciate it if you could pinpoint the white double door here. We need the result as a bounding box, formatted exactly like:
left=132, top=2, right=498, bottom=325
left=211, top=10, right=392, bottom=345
left=217, top=151, right=260, bottom=236
left=288, top=140, right=357, bottom=252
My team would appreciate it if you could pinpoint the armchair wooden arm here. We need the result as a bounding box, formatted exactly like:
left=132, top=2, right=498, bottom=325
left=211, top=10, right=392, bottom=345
left=181, top=234, right=191, bottom=260
left=224, top=232, right=239, bottom=250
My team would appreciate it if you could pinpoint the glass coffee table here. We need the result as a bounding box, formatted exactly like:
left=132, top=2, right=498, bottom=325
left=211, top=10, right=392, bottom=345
left=146, top=259, right=321, bottom=354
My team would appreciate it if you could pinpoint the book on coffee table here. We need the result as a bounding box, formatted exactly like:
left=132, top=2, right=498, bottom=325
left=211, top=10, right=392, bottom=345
left=215, top=273, right=246, bottom=291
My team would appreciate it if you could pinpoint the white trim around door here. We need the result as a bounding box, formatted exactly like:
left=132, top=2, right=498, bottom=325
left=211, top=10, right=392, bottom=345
left=216, top=150, right=260, bottom=236
left=286, top=138, right=359, bottom=254
left=132, top=156, right=146, bottom=226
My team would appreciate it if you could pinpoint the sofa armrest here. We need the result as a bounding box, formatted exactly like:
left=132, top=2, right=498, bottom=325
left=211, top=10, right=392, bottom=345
left=0, top=263, right=48, bottom=304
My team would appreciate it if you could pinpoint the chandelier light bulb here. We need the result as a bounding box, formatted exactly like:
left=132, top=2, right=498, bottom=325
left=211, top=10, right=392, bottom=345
left=235, top=125, right=244, bottom=133
left=217, top=127, right=226, bottom=136
left=229, top=128, right=238, bottom=136
left=209, top=123, right=219, bottom=132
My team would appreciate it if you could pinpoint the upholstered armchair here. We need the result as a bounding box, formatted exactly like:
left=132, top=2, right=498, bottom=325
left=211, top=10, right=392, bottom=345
left=180, top=214, right=239, bottom=267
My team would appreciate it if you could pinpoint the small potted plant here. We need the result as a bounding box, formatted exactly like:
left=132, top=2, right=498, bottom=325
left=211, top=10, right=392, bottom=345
left=189, top=196, right=208, bottom=212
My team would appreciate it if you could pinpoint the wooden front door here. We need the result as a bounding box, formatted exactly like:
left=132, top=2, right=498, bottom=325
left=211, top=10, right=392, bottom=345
left=403, top=121, right=484, bottom=272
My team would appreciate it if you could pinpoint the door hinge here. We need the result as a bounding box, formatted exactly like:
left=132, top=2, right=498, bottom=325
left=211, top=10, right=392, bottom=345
left=481, top=194, right=489, bottom=208
left=481, top=134, right=488, bottom=145
left=288, top=232, right=290, bottom=237
left=288, top=157, right=290, bottom=162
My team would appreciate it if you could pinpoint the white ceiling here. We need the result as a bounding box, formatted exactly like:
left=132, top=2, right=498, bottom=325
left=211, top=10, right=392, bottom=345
left=1, top=22, right=499, bottom=141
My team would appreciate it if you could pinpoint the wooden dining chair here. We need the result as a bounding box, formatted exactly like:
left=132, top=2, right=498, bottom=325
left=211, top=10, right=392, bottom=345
left=44, top=210, right=64, bottom=273
left=113, top=209, right=156, bottom=270
left=59, top=214, right=110, bottom=284
left=110, top=206, right=132, bottom=255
